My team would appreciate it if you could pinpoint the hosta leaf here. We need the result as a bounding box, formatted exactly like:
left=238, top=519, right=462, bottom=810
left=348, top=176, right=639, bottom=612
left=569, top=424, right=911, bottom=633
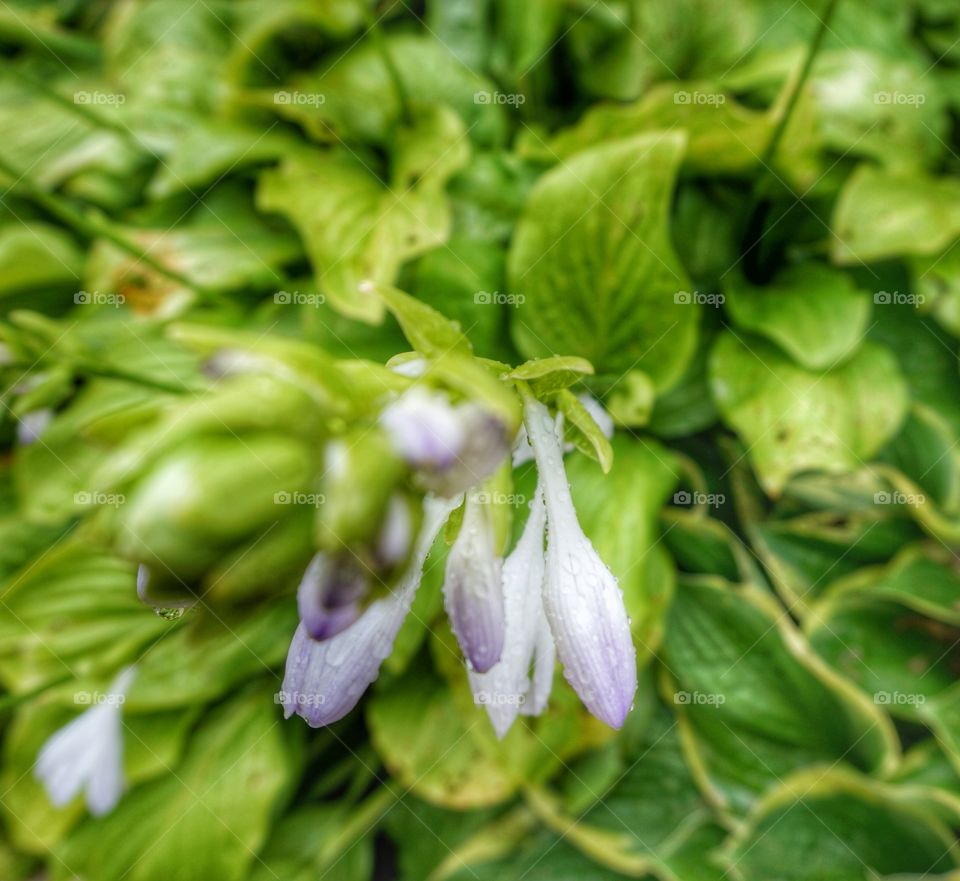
left=508, top=132, right=697, bottom=386
left=258, top=107, right=469, bottom=321
left=709, top=333, right=908, bottom=495
left=661, top=579, right=896, bottom=813
left=725, top=264, right=870, bottom=369
left=832, top=165, right=960, bottom=264
left=54, top=691, right=299, bottom=881
left=727, top=768, right=957, bottom=880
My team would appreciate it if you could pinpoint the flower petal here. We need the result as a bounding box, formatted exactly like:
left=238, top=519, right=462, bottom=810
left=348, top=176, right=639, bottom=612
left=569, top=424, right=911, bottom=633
left=469, top=485, right=548, bottom=737
left=524, top=397, right=636, bottom=729
left=296, top=554, right=365, bottom=641
left=282, top=495, right=456, bottom=726
left=443, top=492, right=505, bottom=673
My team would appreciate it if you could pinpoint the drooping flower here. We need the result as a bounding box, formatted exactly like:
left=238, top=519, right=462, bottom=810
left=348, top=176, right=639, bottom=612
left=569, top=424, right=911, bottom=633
left=283, top=389, right=634, bottom=734
left=36, top=667, right=136, bottom=817
left=443, top=491, right=505, bottom=673
left=296, top=554, right=366, bottom=640
left=281, top=496, right=458, bottom=726
left=523, top=396, right=636, bottom=729
left=469, top=484, right=552, bottom=737
left=379, top=386, right=509, bottom=496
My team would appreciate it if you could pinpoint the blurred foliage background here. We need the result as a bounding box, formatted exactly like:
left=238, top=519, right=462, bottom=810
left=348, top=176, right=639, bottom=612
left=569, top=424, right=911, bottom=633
left=0, top=0, right=960, bottom=879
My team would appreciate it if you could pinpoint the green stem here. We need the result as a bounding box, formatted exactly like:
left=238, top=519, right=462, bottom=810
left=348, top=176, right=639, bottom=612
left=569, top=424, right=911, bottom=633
left=760, top=0, right=840, bottom=173
left=0, top=155, right=225, bottom=303
left=359, top=1, right=414, bottom=123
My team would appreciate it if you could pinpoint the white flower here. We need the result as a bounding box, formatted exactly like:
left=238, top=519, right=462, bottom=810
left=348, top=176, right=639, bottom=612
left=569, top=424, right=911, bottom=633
left=444, top=491, right=505, bottom=673
left=36, top=667, right=136, bottom=817
left=469, top=484, right=553, bottom=737
left=523, top=396, right=636, bottom=729
left=379, top=387, right=509, bottom=496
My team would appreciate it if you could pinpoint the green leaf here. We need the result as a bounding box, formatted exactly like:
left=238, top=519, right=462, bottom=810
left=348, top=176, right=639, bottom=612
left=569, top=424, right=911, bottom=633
left=725, top=264, right=871, bottom=369
left=368, top=282, right=471, bottom=357
left=509, top=356, right=594, bottom=396
left=507, top=132, right=698, bottom=386
left=661, top=579, right=897, bottom=814
left=727, top=768, right=957, bottom=880
left=258, top=108, right=469, bottom=322
left=54, top=691, right=299, bottom=881
left=832, top=165, right=960, bottom=264
left=367, top=657, right=519, bottom=809
left=709, top=333, right=908, bottom=495
left=0, top=542, right=167, bottom=694
left=555, top=389, right=613, bottom=473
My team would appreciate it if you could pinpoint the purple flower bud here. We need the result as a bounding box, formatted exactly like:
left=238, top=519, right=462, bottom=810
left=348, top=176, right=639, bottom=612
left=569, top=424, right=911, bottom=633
left=379, top=388, right=509, bottom=497
left=281, top=496, right=456, bottom=727
left=524, top=397, right=636, bottom=729
left=297, top=554, right=365, bottom=641
left=443, top=492, right=505, bottom=673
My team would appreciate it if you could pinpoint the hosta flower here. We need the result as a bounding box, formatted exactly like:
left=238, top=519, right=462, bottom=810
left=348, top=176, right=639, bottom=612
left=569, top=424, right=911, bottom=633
left=282, top=496, right=458, bottom=726
left=283, top=391, right=633, bottom=733
left=36, top=667, right=136, bottom=816
left=379, top=387, right=509, bottom=496
left=523, top=396, right=636, bottom=729
left=443, top=491, right=505, bottom=673
left=469, top=485, right=553, bottom=737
